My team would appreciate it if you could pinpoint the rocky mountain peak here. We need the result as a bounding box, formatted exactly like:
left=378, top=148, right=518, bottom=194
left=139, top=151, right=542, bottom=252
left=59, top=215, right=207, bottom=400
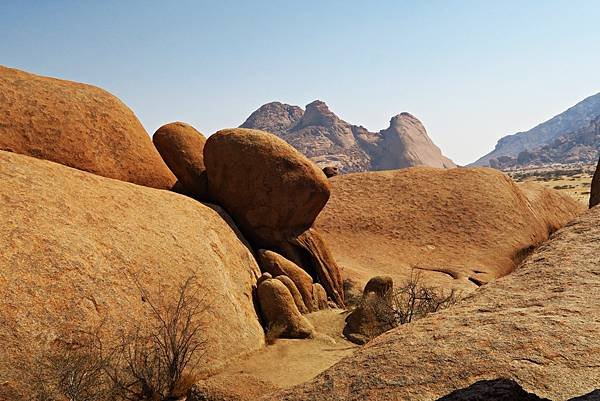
left=240, top=101, right=303, bottom=136
left=297, top=100, right=341, bottom=129
left=388, top=112, right=421, bottom=129
left=240, top=101, right=456, bottom=172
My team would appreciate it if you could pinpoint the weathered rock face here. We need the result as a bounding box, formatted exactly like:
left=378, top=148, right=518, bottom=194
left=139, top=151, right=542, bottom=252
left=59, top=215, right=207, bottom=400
left=312, top=283, right=329, bottom=311
left=153, top=122, right=208, bottom=200
left=487, top=115, right=600, bottom=169
left=204, top=128, right=344, bottom=306
left=0, top=150, right=264, bottom=398
left=240, top=100, right=456, bottom=173
left=258, top=250, right=315, bottom=312
left=257, top=279, right=315, bottom=339
left=188, top=372, right=277, bottom=401
left=316, top=168, right=584, bottom=291
left=437, top=379, right=550, bottom=401
left=0, top=65, right=176, bottom=189
left=591, top=157, right=600, bottom=208
left=266, top=206, right=600, bottom=401
left=376, top=113, right=455, bottom=169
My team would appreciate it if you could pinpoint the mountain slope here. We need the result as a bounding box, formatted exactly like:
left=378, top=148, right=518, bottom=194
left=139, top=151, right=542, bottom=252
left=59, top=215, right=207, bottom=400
left=472, top=92, right=600, bottom=167
left=489, top=115, right=600, bottom=169
left=240, top=100, right=456, bottom=173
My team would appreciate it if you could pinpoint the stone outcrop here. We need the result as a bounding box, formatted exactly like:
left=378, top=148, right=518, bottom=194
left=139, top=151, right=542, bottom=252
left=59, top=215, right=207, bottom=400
left=316, top=167, right=584, bottom=291
left=591, top=157, right=600, bottom=208
left=257, top=279, right=315, bottom=339
left=153, top=122, right=209, bottom=199
left=0, top=150, right=264, bottom=399
left=204, top=128, right=344, bottom=306
left=188, top=372, right=277, bottom=401
left=240, top=100, right=456, bottom=173
left=266, top=206, right=600, bottom=400
left=0, top=65, right=175, bottom=189
left=312, top=283, right=329, bottom=311
left=322, top=166, right=339, bottom=178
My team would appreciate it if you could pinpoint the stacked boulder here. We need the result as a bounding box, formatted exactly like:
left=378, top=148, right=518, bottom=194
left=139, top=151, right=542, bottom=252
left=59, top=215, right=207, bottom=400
left=152, top=126, right=344, bottom=339
left=203, top=128, right=344, bottom=308
left=591, top=157, right=600, bottom=208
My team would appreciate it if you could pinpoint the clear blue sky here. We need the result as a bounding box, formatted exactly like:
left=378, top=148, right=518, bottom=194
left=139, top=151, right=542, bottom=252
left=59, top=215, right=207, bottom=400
left=2, top=1, right=600, bottom=165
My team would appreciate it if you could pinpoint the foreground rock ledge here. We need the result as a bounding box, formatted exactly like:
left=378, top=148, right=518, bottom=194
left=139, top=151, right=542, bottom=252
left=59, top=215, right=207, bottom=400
left=0, top=150, right=264, bottom=398
left=266, top=206, right=600, bottom=401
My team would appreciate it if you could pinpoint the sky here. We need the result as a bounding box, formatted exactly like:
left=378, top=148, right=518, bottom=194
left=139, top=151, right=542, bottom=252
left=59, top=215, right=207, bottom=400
left=2, top=1, right=600, bottom=165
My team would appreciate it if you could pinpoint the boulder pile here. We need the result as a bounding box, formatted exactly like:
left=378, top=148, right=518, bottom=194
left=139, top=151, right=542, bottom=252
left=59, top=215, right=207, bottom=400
left=204, top=128, right=344, bottom=307
left=343, top=275, right=396, bottom=344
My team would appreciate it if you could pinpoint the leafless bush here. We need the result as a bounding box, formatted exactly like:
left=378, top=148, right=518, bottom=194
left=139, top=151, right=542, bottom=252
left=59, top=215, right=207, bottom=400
left=349, top=270, right=460, bottom=342
left=392, top=270, right=460, bottom=325
left=107, top=276, right=207, bottom=400
left=32, top=276, right=207, bottom=401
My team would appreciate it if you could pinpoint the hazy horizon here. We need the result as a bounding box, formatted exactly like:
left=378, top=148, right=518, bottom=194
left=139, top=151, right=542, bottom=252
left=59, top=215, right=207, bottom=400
left=2, top=0, right=600, bottom=165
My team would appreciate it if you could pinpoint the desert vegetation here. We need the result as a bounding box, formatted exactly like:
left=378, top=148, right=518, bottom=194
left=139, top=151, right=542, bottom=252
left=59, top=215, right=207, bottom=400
left=344, top=271, right=461, bottom=343
left=30, top=277, right=206, bottom=401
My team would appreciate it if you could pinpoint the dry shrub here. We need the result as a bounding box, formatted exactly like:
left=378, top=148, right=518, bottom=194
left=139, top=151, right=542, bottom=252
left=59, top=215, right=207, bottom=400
left=392, top=270, right=460, bottom=325
left=352, top=270, right=460, bottom=342
left=343, top=278, right=363, bottom=308
left=31, top=276, right=207, bottom=401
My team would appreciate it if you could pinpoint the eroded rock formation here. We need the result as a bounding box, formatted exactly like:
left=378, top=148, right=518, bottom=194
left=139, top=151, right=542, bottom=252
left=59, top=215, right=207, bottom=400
left=265, top=206, right=600, bottom=400
left=257, top=279, right=315, bottom=339
left=241, top=100, right=456, bottom=173
left=204, top=128, right=344, bottom=306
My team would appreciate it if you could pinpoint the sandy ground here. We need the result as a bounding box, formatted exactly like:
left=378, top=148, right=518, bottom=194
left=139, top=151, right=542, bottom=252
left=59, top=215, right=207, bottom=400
left=220, top=309, right=357, bottom=388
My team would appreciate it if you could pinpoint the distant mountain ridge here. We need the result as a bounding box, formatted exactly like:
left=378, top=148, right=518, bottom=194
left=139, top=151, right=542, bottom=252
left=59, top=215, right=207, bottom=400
left=472, top=92, right=600, bottom=167
left=240, top=100, right=456, bottom=173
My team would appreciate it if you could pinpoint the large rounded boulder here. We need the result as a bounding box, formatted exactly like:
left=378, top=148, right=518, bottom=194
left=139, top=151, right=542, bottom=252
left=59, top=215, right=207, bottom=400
left=205, top=129, right=344, bottom=306
left=204, top=128, right=330, bottom=245
left=0, top=65, right=176, bottom=189
left=153, top=122, right=209, bottom=200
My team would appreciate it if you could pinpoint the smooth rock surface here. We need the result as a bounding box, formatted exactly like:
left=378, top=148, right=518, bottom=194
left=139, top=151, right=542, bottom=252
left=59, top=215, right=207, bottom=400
left=0, top=150, right=264, bottom=398
left=0, top=65, right=176, bottom=189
